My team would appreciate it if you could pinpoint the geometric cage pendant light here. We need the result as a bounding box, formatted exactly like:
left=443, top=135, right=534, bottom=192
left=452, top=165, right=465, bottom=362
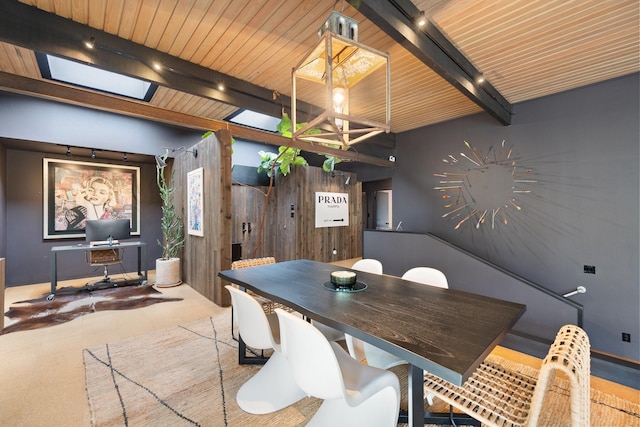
left=292, top=11, right=390, bottom=146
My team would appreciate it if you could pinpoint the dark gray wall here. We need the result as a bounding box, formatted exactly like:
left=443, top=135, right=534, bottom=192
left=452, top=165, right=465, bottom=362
left=0, top=92, right=201, bottom=156
left=0, top=92, right=205, bottom=286
left=392, top=74, right=639, bottom=360
left=364, top=230, right=580, bottom=341
left=5, top=150, right=162, bottom=286
left=0, top=143, right=5, bottom=259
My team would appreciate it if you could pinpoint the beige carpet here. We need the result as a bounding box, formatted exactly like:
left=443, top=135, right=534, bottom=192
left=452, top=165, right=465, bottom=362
left=83, top=311, right=640, bottom=427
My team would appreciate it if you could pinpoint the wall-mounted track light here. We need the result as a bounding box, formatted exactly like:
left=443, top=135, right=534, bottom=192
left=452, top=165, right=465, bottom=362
left=165, top=146, right=198, bottom=158
left=155, top=155, right=167, bottom=168
left=66, top=146, right=71, bottom=156
left=91, top=149, right=96, bottom=158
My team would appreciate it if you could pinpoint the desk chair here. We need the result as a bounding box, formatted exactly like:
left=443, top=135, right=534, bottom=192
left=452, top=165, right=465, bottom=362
left=276, top=308, right=400, bottom=426
left=85, top=246, right=124, bottom=287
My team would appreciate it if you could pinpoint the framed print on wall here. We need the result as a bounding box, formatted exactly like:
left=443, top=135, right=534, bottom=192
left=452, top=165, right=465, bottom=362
left=187, top=167, right=204, bottom=236
left=43, top=158, right=140, bottom=239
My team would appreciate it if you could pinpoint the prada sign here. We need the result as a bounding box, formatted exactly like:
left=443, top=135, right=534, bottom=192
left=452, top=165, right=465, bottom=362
left=315, top=192, right=349, bottom=228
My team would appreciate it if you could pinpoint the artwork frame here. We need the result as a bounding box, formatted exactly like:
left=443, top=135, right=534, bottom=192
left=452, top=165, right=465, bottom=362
left=43, top=158, right=140, bottom=239
left=315, top=191, right=349, bottom=228
left=187, top=167, right=204, bottom=236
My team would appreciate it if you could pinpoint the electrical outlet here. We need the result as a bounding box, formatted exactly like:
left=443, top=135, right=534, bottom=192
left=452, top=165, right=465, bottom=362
left=622, top=333, right=631, bottom=342
left=583, top=265, right=596, bottom=274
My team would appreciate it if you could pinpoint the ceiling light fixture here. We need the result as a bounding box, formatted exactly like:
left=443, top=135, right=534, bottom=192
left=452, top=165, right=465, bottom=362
left=153, top=62, right=162, bottom=71
left=417, top=11, right=427, bottom=27
left=84, top=37, right=96, bottom=49
left=123, top=152, right=128, bottom=161
left=292, top=11, right=390, bottom=146
left=66, top=146, right=71, bottom=156
left=91, top=149, right=96, bottom=159
left=476, top=75, right=485, bottom=84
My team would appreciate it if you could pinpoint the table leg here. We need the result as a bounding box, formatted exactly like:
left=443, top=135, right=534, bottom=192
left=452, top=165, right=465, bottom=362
left=137, top=245, right=147, bottom=280
left=408, top=364, right=423, bottom=426
left=49, top=251, right=57, bottom=300
left=400, top=365, right=481, bottom=426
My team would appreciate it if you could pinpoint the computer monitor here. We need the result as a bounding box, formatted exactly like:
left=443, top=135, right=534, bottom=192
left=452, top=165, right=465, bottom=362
left=85, top=219, right=131, bottom=244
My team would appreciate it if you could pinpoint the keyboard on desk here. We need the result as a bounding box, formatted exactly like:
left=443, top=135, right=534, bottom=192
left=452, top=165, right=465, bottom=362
left=90, top=240, right=120, bottom=247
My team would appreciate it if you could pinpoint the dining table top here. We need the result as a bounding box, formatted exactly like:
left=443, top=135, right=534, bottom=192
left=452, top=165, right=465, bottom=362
left=219, top=258, right=526, bottom=386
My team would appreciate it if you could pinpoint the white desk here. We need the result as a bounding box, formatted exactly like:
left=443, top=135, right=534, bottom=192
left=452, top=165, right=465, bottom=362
left=49, top=241, right=147, bottom=300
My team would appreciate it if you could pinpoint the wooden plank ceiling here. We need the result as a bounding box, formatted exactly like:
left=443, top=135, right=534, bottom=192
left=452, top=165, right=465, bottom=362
left=0, top=0, right=638, bottom=148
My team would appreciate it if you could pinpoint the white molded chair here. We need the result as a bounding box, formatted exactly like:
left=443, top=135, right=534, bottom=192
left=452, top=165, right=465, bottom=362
left=401, top=267, right=448, bottom=289
left=276, top=308, right=400, bottom=427
left=361, top=267, right=448, bottom=406
left=345, top=259, right=384, bottom=361
left=225, top=285, right=306, bottom=414
left=351, top=258, right=383, bottom=274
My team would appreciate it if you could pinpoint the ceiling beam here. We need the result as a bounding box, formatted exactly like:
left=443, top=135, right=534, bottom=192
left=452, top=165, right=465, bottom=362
left=351, top=0, right=512, bottom=125
left=0, top=1, right=313, bottom=121
left=0, top=71, right=394, bottom=168
left=0, top=1, right=394, bottom=166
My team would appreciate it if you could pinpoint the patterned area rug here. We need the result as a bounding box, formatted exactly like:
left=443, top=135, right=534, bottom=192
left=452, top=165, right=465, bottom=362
left=83, top=311, right=640, bottom=427
left=1, top=285, right=182, bottom=335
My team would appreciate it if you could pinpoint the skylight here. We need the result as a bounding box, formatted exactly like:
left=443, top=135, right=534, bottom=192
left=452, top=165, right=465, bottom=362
left=226, top=109, right=281, bottom=132
left=36, top=53, right=157, bottom=101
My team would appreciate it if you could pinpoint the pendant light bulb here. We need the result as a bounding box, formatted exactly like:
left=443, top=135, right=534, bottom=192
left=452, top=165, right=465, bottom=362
left=333, top=87, right=347, bottom=109
left=333, top=87, right=347, bottom=129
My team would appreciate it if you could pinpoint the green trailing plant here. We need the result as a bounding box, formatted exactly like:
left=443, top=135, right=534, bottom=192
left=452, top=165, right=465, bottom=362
left=250, top=103, right=349, bottom=257
left=322, top=154, right=343, bottom=172
left=156, top=150, right=184, bottom=259
left=258, top=146, right=308, bottom=177
left=275, top=111, right=323, bottom=139
left=276, top=111, right=348, bottom=173
left=252, top=145, right=307, bottom=258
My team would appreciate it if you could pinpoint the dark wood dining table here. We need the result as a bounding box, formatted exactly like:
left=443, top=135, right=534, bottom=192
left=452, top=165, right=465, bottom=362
left=219, top=259, right=526, bottom=426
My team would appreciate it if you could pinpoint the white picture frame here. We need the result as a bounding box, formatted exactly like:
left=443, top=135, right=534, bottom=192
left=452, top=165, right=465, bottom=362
left=187, top=167, right=204, bottom=236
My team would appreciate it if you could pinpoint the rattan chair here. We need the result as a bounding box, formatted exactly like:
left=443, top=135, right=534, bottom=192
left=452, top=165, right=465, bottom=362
left=423, top=324, right=591, bottom=427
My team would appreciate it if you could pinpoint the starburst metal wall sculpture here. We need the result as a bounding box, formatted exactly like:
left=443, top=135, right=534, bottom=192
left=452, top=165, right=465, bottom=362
left=435, top=140, right=537, bottom=230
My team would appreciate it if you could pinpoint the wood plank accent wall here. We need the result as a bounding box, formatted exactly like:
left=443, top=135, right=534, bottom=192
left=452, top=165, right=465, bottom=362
left=172, top=130, right=232, bottom=306
left=274, top=167, right=362, bottom=262
left=231, top=184, right=276, bottom=260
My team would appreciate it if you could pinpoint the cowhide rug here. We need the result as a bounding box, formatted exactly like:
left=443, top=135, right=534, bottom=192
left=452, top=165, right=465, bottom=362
left=1, top=285, right=182, bottom=335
